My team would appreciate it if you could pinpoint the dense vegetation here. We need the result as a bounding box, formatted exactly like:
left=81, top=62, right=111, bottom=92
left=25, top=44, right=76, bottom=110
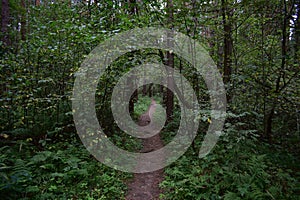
left=0, top=0, right=299, bottom=199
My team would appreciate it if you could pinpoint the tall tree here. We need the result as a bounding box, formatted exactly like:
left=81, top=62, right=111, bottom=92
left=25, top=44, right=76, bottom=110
left=127, top=2, right=139, bottom=114
left=128, top=0, right=138, bottom=15
left=294, top=0, right=300, bottom=63
left=165, top=0, right=174, bottom=121
left=20, top=0, right=26, bottom=41
left=1, top=0, right=10, bottom=45
left=263, top=0, right=290, bottom=142
left=221, top=0, right=233, bottom=101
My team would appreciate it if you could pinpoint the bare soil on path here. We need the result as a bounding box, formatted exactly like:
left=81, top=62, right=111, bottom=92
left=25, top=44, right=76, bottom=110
left=125, top=101, right=165, bottom=200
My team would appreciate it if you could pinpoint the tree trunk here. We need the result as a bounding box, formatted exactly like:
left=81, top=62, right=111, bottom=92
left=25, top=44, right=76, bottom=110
left=126, top=1, right=139, bottom=113
left=129, top=90, right=138, bottom=114
left=21, top=0, right=26, bottom=41
left=166, top=0, right=174, bottom=122
left=221, top=0, right=233, bottom=101
left=142, top=85, right=147, bottom=96
left=128, top=0, right=138, bottom=15
left=1, top=0, right=10, bottom=46
left=263, top=0, right=288, bottom=142
left=128, top=72, right=138, bottom=114
left=148, top=83, right=153, bottom=97
left=264, top=106, right=274, bottom=142
left=166, top=52, right=174, bottom=121
left=294, top=0, right=300, bottom=63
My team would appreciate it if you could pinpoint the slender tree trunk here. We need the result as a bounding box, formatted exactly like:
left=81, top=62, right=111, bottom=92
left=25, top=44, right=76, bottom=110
left=264, top=105, right=275, bottom=142
left=160, top=84, right=164, bottom=98
left=128, top=0, right=138, bottom=15
left=166, top=52, right=174, bottom=121
left=148, top=83, right=153, bottom=97
left=142, top=85, right=147, bottom=96
left=1, top=0, right=10, bottom=46
left=166, top=0, right=174, bottom=121
left=129, top=74, right=138, bottom=114
left=264, top=0, right=288, bottom=142
left=21, top=0, right=26, bottom=41
left=294, top=0, right=300, bottom=63
left=127, top=2, right=139, bottom=113
left=221, top=0, right=233, bottom=101
left=190, top=0, right=200, bottom=99
left=129, top=90, right=138, bottom=114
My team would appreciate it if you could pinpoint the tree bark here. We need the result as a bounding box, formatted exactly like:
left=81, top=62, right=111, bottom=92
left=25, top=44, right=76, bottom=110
left=142, top=85, right=147, bottom=96
left=128, top=73, right=138, bottom=114
left=166, top=52, right=174, bottom=121
left=263, top=0, right=288, bottom=142
left=148, top=83, right=153, bottom=97
left=294, top=0, right=300, bottom=63
left=128, top=0, right=138, bottom=15
left=221, top=0, right=233, bottom=101
left=129, top=90, right=138, bottom=114
left=126, top=2, right=139, bottom=113
left=21, top=0, right=26, bottom=41
left=1, top=0, right=10, bottom=46
left=264, top=105, right=274, bottom=142
left=166, top=0, right=174, bottom=122
left=35, top=0, right=40, bottom=6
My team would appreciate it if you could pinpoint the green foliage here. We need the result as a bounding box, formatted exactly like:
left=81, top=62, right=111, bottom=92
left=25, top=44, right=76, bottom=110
left=160, top=111, right=299, bottom=200
left=0, top=0, right=299, bottom=199
left=0, top=138, right=131, bottom=200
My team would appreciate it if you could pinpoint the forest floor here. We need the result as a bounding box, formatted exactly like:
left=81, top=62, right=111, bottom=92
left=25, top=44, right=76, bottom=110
left=125, top=104, right=165, bottom=200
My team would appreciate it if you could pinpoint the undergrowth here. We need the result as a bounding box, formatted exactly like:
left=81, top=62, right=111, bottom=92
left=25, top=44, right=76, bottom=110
left=159, top=110, right=299, bottom=200
left=0, top=134, right=134, bottom=200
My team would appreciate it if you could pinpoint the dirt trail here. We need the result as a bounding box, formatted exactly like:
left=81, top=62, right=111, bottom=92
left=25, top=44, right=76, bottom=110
left=125, top=100, right=165, bottom=200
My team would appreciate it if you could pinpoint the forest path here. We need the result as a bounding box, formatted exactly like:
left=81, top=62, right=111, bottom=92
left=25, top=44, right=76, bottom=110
left=125, top=100, right=165, bottom=200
